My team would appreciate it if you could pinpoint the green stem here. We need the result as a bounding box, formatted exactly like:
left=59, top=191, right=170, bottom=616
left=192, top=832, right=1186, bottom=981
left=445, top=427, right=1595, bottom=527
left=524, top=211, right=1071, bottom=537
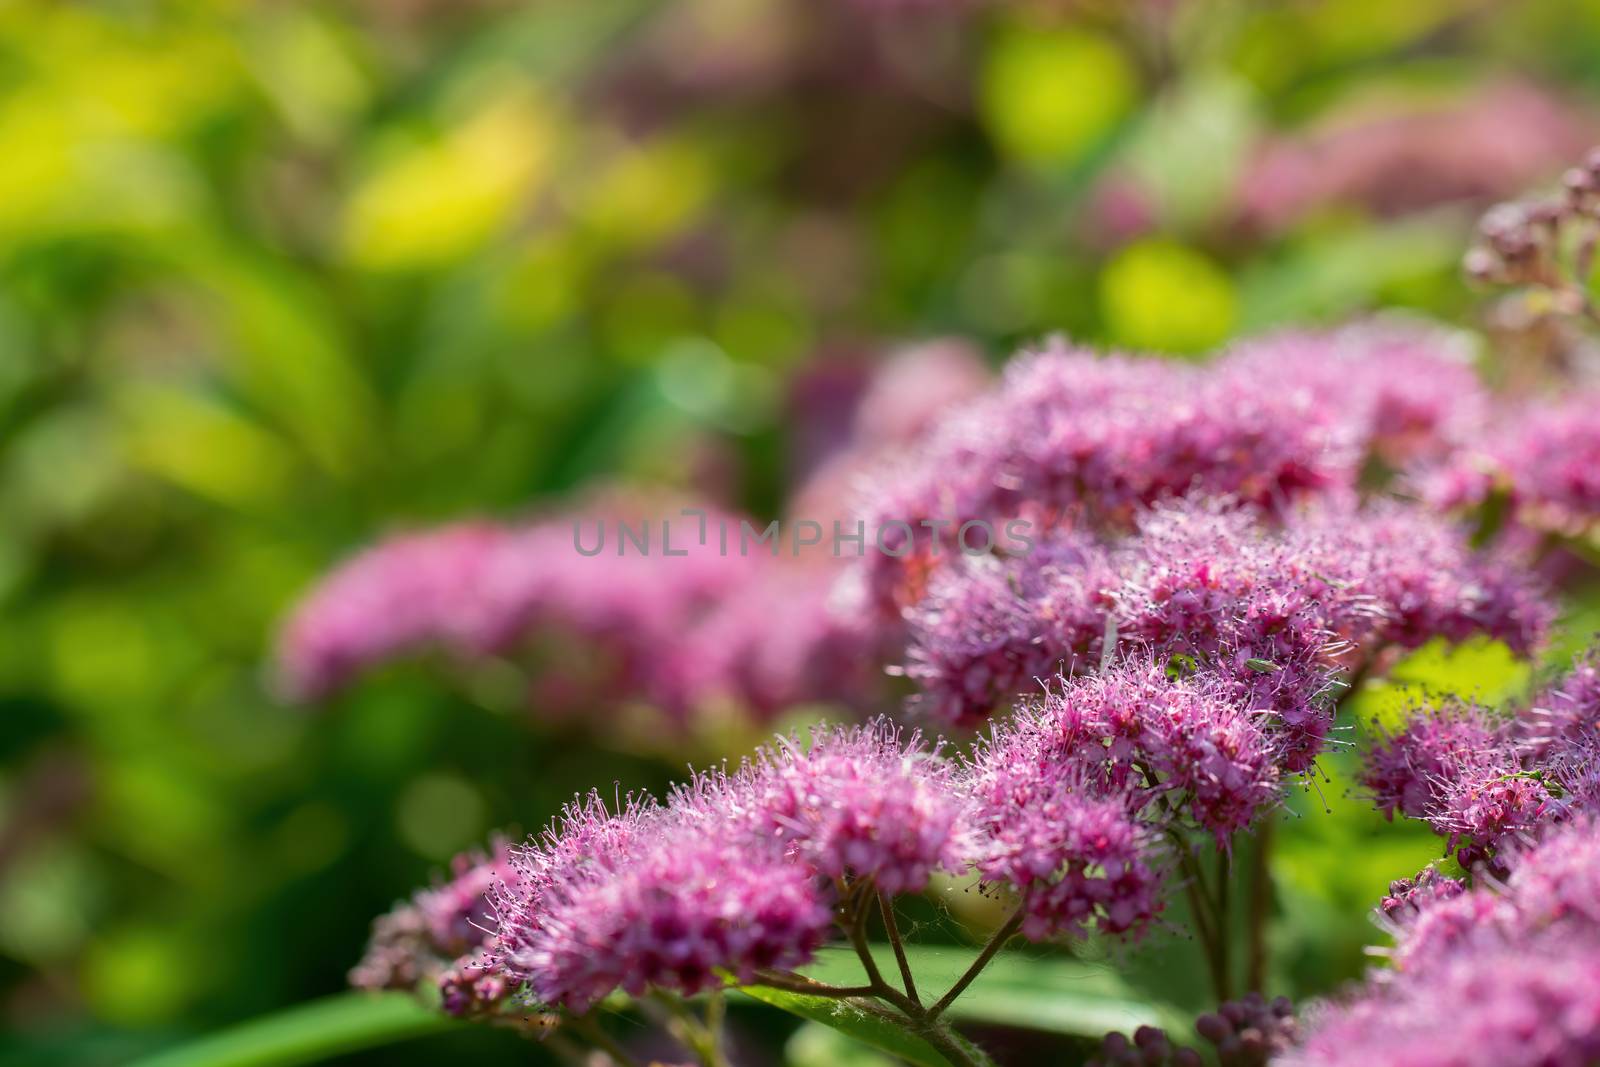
left=570, top=1015, right=641, bottom=1067
left=750, top=971, right=877, bottom=998
left=926, top=911, right=1024, bottom=1021
left=878, top=890, right=922, bottom=1006
left=848, top=997, right=993, bottom=1067
left=702, top=991, right=727, bottom=1067
left=1215, top=844, right=1234, bottom=1001
left=1246, top=821, right=1274, bottom=993
left=647, top=990, right=726, bottom=1067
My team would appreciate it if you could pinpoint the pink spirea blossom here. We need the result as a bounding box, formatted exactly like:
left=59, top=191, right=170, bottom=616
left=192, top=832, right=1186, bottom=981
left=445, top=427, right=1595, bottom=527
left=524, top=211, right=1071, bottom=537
left=1421, top=390, right=1600, bottom=535
left=494, top=722, right=967, bottom=1012
left=1362, top=701, right=1504, bottom=821
left=277, top=522, right=509, bottom=703
left=852, top=341, right=1360, bottom=612
left=1432, top=768, right=1555, bottom=863
left=960, top=667, right=1233, bottom=939
left=734, top=723, right=970, bottom=894
left=350, top=841, right=520, bottom=1016
left=853, top=339, right=992, bottom=451
left=1224, top=320, right=1487, bottom=463
left=275, top=500, right=879, bottom=723
left=969, top=661, right=1281, bottom=848
left=521, top=822, right=831, bottom=1012
left=1286, top=930, right=1600, bottom=1067
left=1288, top=820, right=1600, bottom=1067
left=1518, top=650, right=1600, bottom=757
left=1361, top=648, right=1600, bottom=862
left=492, top=792, right=658, bottom=987
left=902, top=495, right=1550, bottom=750
left=964, top=738, right=1163, bottom=942
left=1237, top=80, right=1595, bottom=233
left=1377, top=866, right=1466, bottom=922
left=678, top=563, right=880, bottom=718
left=901, top=532, right=1114, bottom=727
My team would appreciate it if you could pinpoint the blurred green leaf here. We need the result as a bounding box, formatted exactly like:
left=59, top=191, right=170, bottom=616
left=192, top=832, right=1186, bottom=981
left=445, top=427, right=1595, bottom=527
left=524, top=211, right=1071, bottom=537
left=125, top=992, right=458, bottom=1067
left=802, top=945, right=1182, bottom=1037
left=980, top=26, right=1137, bottom=168
left=786, top=1020, right=900, bottom=1067
left=1100, top=240, right=1237, bottom=354
left=736, top=985, right=957, bottom=1067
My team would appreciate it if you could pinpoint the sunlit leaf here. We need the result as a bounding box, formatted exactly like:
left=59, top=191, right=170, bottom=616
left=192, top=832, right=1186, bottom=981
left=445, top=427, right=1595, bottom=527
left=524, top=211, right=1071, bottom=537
left=125, top=992, right=457, bottom=1067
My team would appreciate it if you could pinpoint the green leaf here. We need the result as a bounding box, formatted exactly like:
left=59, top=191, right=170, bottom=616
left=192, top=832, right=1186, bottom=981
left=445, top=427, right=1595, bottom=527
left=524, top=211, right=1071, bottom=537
left=801, top=945, right=1184, bottom=1038
left=1244, top=658, right=1279, bottom=674
left=786, top=1020, right=901, bottom=1067
left=125, top=992, right=459, bottom=1067
left=735, top=985, right=955, bottom=1067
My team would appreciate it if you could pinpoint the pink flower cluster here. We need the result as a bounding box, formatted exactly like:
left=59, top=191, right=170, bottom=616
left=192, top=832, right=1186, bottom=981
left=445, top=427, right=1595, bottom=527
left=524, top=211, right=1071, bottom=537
left=378, top=707, right=1296, bottom=1015
left=350, top=842, right=520, bottom=1017
left=1237, top=80, right=1594, bottom=232
left=968, top=661, right=1279, bottom=861
left=490, top=723, right=969, bottom=1012
left=1360, top=650, right=1600, bottom=864
left=854, top=323, right=1492, bottom=615
left=853, top=340, right=1356, bottom=611
left=275, top=498, right=877, bottom=724
left=1286, top=820, right=1600, bottom=1067
left=1222, top=321, right=1487, bottom=464
left=903, top=497, right=1550, bottom=744
left=1420, top=389, right=1600, bottom=536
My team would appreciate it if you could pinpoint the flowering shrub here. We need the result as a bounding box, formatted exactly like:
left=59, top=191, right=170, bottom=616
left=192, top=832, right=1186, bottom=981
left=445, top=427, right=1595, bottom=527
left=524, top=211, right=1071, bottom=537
left=264, top=145, right=1600, bottom=1067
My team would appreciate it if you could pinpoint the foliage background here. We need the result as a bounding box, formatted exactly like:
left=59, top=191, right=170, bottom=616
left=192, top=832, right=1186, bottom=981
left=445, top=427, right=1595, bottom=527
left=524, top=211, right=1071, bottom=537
left=2, top=0, right=1599, bottom=1063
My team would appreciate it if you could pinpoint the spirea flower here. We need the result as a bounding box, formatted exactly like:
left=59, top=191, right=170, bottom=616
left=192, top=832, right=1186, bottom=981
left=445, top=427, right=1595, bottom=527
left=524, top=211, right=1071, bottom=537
left=492, top=791, right=659, bottom=991
left=1237, top=79, right=1593, bottom=232
left=1357, top=650, right=1600, bottom=863
left=1285, top=930, right=1600, bottom=1067
left=1224, top=319, right=1487, bottom=463
left=971, top=661, right=1282, bottom=844
left=350, top=841, right=519, bottom=1015
left=1431, top=767, right=1555, bottom=862
left=735, top=722, right=970, bottom=894
left=1421, top=390, right=1600, bottom=536
left=898, top=495, right=1549, bottom=750
left=276, top=499, right=881, bottom=724
left=900, top=532, right=1114, bottom=726
left=1515, top=649, right=1600, bottom=757
left=1287, top=819, right=1600, bottom=1067
left=492, top=720, right=969, bottom=1013
left=853, top=340, right=1359, bottom=611
left=522, top=822, right=832, bottom=1012
left=1377, top=866, right=1466, bottom=921
left=1089, top=994, right=1301, bottom=1067
left=678, top=563, right=882, bottom=718
left=963, top=680, right=1172, bottom=940
left=852, top=339, right=992, bottom=450
left=1361, top=701, right=1504, bottom=821
left=277, top=522, right=508, bottom=702
left=967, top=756, right=1162, bottom=942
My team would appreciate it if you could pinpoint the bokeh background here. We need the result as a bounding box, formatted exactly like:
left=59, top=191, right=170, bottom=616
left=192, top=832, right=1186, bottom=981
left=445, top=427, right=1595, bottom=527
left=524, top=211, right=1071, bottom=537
left=4, top=0, right=1600, bottom=1063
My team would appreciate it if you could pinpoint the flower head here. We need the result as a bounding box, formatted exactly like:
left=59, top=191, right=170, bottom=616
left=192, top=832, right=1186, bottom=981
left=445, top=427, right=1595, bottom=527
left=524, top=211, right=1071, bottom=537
left=962, top=677, right=1176, bottom=941
left=350, top=840, right=521, bottom=1016
left=735, top=722, right=970, bottom=894
left=1421, top=390, right=1600, bottom=536
left=1361, top=701, right=1504, bottom=821
left=521, top=822, right=832, bottom=1012
left=1223, top=319, right=1486, bottom=463
left=901, top=532, right=1114, bottom=726
left=1288, top=819, right=1600, bottom=1067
